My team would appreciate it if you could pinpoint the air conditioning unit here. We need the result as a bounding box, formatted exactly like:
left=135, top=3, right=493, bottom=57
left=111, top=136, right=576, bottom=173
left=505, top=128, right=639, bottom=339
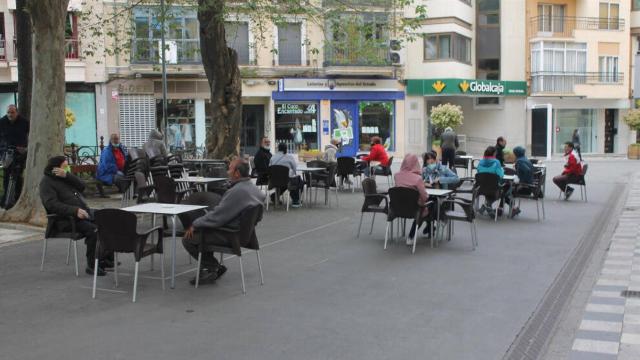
left=389, top=39, right=403, bottom=65
left=158, top=40, right=178, bottom=65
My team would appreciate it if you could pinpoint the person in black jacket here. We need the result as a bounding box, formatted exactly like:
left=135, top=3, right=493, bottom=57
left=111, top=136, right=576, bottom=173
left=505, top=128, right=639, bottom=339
left=0, top=105, right=29, bottom=207
left=40, top=156, right=111, bottom=276
left=253, top=136, right=272, bottom=185
left=495, top=136, right=506, bottom=166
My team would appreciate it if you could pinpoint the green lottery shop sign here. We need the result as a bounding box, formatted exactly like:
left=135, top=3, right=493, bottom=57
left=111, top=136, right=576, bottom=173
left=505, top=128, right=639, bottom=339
left=406, top=79, right=527, bottom=97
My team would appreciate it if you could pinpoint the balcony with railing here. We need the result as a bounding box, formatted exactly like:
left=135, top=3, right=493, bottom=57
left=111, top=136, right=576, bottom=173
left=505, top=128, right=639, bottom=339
left=530, top=72, right=624, bottom=94
left=12, top=38, right=80, bottom=60
left=0, top=40, right=5, bottom=61
left=130, top=39, right=202, bottom=64
left=323, top=42, right=391, bottom=67
left=529, top=16, right=625, bottom=38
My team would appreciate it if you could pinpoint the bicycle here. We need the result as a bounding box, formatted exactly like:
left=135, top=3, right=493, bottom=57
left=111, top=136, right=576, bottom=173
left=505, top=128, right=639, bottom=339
left=1, top=145, right=26, bottom=209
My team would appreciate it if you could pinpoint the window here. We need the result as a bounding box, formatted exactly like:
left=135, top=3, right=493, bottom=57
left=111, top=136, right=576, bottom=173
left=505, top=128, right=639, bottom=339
left=274, top=103, right=319, bottom=152
left=599, top=2, right=620, bottom=30
left=599, top=56, right=619, bottom=82
left=277, top=23, right=302, bottom=65
left=477, top=0, right=500, bottom=79
left=424, top=33, right=471, bottom=64
left=555, top=109, right=596, bottom=153
left=0, top=13, right=5, bottom=60
left=65, top=13, right=79, bottom=59
left=635, top=0, right=640, bottom=11
left=531, top=41, right=587, bottom=92
left=324, top=13, right=390, bottom=66
left=538, top=4, right=565, bottom=33
left=132, top=7, right=200, bottom=64
left=359, top=101, right=394, bottom=151
left=158, top=99, right=196, bottom=152
left=225, top=22, right=250, bottom=65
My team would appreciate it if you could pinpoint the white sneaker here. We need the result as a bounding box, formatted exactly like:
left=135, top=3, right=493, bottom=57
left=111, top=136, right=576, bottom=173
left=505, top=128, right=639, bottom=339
left=406, top=238, right=414, bottom=246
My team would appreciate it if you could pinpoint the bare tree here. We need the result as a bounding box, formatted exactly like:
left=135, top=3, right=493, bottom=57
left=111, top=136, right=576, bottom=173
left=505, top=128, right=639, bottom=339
left=1, top=0, right=69, bottom=225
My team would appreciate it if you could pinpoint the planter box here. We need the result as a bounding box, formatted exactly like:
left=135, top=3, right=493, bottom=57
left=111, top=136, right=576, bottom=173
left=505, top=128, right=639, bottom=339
left=629, top=144, right=640, bottom=160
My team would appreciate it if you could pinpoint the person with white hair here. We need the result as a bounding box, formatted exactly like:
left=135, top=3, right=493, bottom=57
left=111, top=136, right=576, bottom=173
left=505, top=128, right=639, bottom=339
left=440, top=126, right=459, bottom=170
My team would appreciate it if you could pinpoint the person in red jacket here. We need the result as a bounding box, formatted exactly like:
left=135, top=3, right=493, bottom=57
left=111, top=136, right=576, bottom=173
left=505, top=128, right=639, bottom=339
left=553, top=141, right=583, bottom=200
left=362, top=136, right=389, bottom=177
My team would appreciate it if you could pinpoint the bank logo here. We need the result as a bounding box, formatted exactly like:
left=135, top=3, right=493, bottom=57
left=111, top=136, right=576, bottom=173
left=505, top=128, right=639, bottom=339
left=432, top=80, right=446, bottom=93
left=459, top=81, right=470, bottom=93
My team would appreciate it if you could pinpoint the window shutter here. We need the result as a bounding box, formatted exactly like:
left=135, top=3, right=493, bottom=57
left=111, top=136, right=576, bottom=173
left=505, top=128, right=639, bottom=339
left=119, top=95, right=156, bottom=148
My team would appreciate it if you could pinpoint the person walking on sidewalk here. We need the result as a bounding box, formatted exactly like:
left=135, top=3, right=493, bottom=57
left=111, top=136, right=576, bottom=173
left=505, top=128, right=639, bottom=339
left=495, top=136, right=507, bottom=166
left=572, top=128, right=582, bottom=161
left=553, top=142, right=582, bottom=200
left=440, top=127, right=459, bottom=170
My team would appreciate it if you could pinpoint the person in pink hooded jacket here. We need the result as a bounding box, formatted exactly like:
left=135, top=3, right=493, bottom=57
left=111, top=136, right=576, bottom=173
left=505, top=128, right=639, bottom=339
left=394, top=153, right=432, bottom=244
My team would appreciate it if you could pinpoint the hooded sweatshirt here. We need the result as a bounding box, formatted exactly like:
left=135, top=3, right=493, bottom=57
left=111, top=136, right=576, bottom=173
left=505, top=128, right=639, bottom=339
left=323, top=144, right=339, bottom=163
left=513, top=146, right=533, bottom=185
left=562, top=150, right=582, bottom=176
left=144, top=129, right=168, bottom=159
left=394, top=154, right=428, bottom=213
left=477, top=156, right=504, bottom=179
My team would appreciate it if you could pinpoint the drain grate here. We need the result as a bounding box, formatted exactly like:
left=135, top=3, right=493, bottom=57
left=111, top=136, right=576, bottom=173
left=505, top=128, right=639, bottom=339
left=621, top=290, right=640, bottom=298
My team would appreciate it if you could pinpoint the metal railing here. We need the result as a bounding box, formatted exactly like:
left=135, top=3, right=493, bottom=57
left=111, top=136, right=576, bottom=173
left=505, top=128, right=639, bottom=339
left=323, top=42, right=391, bottom=66
left=530, top=72, right=624, bottom=94
left=13, top=37, right=80, bottom=60
left=529, top=16, right=625, bottom=38
left=0, top=40, right=5, bottom=60
left=131, top=39, right=202, bottom=64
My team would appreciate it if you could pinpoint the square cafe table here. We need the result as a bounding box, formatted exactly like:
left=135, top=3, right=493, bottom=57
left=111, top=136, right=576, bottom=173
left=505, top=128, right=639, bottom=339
left=122, top=203, right=208, bottom=289
left=296, top=166, right=327, bottom=206
left=176, top=176, right=227, bottom=191
left=426, top=188, right=453, bottom=246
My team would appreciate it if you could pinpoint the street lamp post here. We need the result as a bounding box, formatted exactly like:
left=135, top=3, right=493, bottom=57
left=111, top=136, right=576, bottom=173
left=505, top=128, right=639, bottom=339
left=160, top=0, right=168, bottom=147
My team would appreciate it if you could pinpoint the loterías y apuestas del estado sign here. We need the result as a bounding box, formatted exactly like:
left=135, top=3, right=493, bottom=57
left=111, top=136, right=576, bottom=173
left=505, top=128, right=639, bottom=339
left=406, top=79, right=527, bottom=97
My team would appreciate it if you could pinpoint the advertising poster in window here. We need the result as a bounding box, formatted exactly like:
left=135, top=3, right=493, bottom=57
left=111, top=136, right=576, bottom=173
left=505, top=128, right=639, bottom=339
left=275, top=102, right=319, bottom=152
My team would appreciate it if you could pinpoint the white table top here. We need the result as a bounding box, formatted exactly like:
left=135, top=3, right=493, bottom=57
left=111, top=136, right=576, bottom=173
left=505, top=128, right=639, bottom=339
left=122, top=203, right=208, bottom=215
left=457, top=155, right=473, bottom=159
left=297, top=166, right=325, bottom=172
left=182, top=159, right=225, bottom=163
left=426, top=189, right=453, bottom=197
left=176, top=176, right=227, bottom=183
left=533, top=164, right=546, bottom=168
left=503, top=175, right=516, bottom=181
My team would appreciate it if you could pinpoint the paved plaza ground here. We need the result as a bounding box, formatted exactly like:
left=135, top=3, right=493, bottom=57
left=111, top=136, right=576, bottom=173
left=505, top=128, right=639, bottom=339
left=1, top=158, right=639, bottom=360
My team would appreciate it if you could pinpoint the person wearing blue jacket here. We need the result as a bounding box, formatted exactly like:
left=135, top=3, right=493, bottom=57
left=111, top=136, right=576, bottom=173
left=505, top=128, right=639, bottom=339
left=476, top=146, right=505, bottom=216
left=96, top=134, right=128, bottom=192
left=422, top=151, right=459, bottom=189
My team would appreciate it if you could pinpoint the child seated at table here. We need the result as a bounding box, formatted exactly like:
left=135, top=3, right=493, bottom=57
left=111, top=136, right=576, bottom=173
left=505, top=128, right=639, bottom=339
left=422, top=151, right=459, bottom=189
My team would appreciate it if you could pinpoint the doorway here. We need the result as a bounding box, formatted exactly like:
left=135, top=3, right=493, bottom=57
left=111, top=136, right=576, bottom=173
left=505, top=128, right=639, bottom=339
left=241, top=105, right=264, bottom=156
left=604, top=109, right=616, bottom=153
left=532, top=108, right=548, bottom=157
left=331, top=101, right=359, bottom=157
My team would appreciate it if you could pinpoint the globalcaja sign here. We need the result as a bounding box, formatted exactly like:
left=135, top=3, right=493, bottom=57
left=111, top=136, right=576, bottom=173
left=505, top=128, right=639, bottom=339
left=406, top=79, right=527, bottom=97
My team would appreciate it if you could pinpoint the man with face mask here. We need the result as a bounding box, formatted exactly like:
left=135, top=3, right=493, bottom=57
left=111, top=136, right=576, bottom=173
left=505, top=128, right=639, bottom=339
left=0, top=104, right=29, bottom=207
left=253, top=136, right=272, bottom=185
left=97, top=133, right=129, bottom=192
left=40, top=156, right=114, bottom=276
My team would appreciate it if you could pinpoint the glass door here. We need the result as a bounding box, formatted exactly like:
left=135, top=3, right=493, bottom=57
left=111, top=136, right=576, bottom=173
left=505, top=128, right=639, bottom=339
left=331, top=101, right=359, bottom=157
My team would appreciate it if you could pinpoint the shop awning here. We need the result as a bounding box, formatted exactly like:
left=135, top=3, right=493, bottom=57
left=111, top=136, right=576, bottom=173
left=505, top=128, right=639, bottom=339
left=407, top=79, right=527, bottom=97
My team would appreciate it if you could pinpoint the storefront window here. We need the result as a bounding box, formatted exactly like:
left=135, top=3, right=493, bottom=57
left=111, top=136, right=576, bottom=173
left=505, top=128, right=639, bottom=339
left=554, top=109, right=596, bottom=153
left=358, top=101, right=394, bottom=151
left=157, top=99, right=196, bottom=152
left=274, top=102, right=319, bottom=153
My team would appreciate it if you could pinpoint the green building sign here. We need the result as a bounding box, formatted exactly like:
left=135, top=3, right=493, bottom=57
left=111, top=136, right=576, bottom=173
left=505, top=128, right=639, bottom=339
left=406, top=79, right=527, bottom=97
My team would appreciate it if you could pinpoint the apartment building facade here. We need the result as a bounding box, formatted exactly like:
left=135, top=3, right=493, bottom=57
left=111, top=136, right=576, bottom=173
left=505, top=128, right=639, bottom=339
left=0, top=0, right=106, bottom=148
left=404, top=0, right=634, bottom=157
left=99, top=1, right=405, bottom=157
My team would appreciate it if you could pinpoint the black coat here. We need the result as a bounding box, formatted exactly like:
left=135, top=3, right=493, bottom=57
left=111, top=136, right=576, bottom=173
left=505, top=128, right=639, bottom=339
left=253, top=147, right=272, bottom=175
left=496, top=144, right=505, bottom=166
left=40, top=172, right=89, bottom=218
left=0, top=115, right=29, bottom=148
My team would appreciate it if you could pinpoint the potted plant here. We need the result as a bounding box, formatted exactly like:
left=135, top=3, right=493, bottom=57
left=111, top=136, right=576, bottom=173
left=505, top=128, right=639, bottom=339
left=430, top=103, right=464, bottom=157
left=624, top=109, right=640, bottom=159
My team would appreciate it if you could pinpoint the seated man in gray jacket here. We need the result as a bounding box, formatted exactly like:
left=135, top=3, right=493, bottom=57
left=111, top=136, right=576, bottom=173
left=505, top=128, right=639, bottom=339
left=182, top=158, right=266, bottom=285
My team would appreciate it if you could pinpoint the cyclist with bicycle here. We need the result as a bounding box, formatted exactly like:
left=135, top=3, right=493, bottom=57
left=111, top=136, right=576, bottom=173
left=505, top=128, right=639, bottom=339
left=0, top=105, right=29, bottom=209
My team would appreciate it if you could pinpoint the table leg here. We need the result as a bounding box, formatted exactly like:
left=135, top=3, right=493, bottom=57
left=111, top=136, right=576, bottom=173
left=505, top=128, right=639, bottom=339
left=171, top=215, right=177, bottom=289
